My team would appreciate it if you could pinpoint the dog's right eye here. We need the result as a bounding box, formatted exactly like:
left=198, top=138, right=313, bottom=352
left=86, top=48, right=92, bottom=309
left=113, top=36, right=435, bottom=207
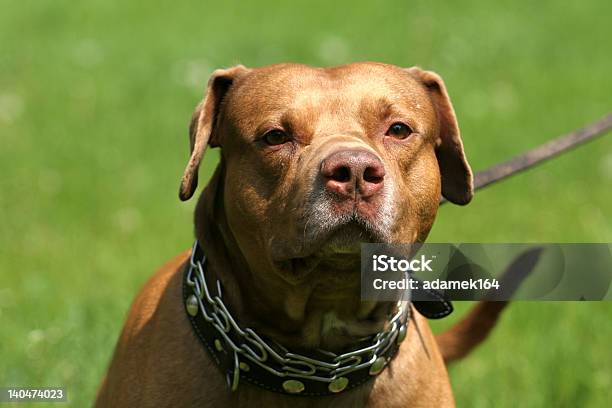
left=263, top=129, right=291, bottom=146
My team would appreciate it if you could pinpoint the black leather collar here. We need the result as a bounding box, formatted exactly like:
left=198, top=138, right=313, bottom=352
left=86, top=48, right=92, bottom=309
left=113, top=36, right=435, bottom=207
left=412, top=290, right=454, bottom=319
left=182, top=241, right=450, bottom=396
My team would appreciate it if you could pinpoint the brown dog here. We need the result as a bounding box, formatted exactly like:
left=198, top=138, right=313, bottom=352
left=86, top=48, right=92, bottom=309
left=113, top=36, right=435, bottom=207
left=96, top=62, right=506, bottom=407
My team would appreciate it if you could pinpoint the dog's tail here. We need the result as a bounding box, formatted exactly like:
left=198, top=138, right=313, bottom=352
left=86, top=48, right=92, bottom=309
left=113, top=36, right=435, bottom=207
left=435, top=301, right=508, bottom=363
left=435, top=246, right=543, bottom=364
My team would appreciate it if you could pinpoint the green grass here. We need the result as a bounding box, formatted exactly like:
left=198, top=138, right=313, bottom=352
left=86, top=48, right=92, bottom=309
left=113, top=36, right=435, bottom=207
left=1, top=0, right=610, bottom=406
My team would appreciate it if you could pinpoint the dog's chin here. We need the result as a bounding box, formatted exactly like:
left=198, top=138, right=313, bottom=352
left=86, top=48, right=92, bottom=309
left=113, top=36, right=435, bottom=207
left=317, top=222, right=372, bottom=255
left=276, top=221, right=385, bottom=281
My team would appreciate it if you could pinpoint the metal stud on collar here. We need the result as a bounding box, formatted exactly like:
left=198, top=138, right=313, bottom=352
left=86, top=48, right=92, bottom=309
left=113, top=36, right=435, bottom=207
left=282, top=379, right=305, bottom=394
left=328, top=377, right=349, bottom=393
left=397, top=324, right=407, bottom=345
left=369, top=357, right=386, bottom=376
left=185, top=295, right=199, bottom=317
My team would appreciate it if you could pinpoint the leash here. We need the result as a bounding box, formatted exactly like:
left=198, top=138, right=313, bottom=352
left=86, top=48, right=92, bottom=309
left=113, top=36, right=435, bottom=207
left=441, top=113, right=612, bottom=203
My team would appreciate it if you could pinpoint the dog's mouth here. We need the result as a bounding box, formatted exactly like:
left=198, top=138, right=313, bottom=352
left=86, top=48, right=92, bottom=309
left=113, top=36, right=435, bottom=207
left=274, top=218, right=384, bottom=280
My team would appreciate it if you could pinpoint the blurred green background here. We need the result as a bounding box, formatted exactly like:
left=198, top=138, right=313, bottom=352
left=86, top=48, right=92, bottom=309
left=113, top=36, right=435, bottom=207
left=1, top=0, right=611, bottom=406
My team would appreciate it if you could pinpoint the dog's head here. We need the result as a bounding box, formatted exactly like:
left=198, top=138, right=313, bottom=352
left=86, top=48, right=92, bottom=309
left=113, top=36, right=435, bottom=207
left=179, top=62, right=472, bottom=289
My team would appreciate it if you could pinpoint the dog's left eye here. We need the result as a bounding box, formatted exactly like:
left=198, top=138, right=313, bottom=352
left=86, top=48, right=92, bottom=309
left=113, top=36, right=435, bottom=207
left=386, top=122, right=413, bottom=139
left=263, top=129, right=291, bottom=146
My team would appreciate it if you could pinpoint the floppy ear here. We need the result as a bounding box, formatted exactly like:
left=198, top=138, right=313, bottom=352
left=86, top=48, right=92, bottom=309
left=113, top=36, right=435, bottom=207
left=406, top=67, right=473, bottom=205
left=179, top=65, right=249, bottom=201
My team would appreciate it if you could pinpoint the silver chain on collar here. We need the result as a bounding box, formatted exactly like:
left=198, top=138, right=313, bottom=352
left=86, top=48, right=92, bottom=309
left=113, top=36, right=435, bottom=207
left=185, top=241, right=410, bottom=393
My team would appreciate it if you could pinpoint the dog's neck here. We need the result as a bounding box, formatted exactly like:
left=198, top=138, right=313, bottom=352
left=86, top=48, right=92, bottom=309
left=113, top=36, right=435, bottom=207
left=194, top=164, right=396, bottom=352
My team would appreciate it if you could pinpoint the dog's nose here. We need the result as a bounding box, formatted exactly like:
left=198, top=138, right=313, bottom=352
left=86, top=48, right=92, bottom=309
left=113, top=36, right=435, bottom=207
left=320, top=149, right=385, bottom=199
